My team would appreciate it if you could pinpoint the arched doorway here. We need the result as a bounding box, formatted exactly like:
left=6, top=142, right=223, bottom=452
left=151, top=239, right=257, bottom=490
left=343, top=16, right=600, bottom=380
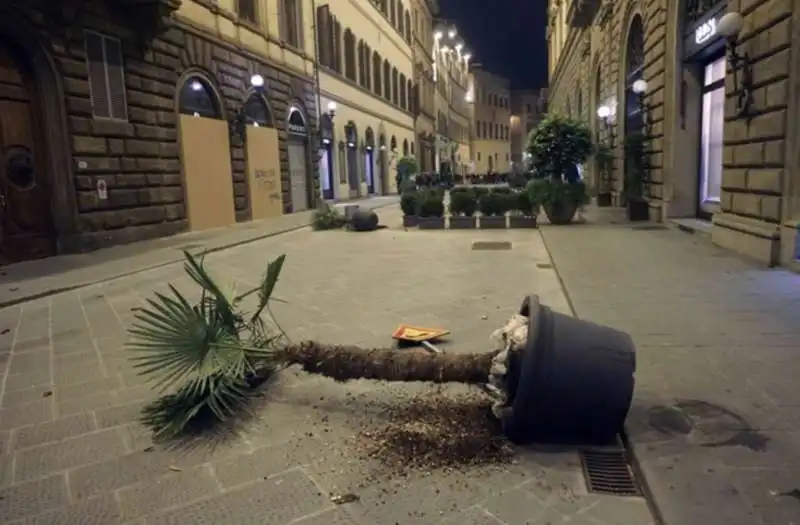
left=623, top=15, right=645, bottom=200
left=241, top=93, right=282, bottom=220
left=0, top=39, right=54, bottom=262
left=176, top=73, right=236, bottom=231
left=378, top=133, right=387, bottom=193
left=344, top=122, right=360, bottom=197
left=319, top=113, right=335, bottom=200
left=286, top=105, right=310, bottom=212
left=364, top=127, right=377, bottom=195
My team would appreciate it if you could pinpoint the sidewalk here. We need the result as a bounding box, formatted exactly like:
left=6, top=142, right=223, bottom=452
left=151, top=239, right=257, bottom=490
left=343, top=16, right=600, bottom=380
left=0, top=196, right=398, bottom=309
left=540, top=218, right=800, bottom=525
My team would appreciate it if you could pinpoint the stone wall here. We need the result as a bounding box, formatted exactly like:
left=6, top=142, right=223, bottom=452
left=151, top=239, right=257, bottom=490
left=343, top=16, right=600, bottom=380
left=9, top=0, right=316, bottom=252
left=547, top=0, right=798, bottom=266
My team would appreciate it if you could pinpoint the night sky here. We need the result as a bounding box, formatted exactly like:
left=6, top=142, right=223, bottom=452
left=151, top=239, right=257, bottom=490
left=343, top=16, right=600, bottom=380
left=438, top=0, right=548, bottom=89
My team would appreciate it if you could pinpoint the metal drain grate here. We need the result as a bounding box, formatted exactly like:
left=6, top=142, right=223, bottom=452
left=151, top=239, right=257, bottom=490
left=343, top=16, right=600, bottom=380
left=471, top=241, right=512, bottom=251
left=631, top=224, right=668, bottom=231
left=580, top=448, right=641, bottom=496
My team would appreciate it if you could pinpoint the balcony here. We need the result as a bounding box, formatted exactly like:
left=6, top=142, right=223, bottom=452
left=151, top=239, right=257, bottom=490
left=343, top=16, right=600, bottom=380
left=566, top=0, right=601, bottom=28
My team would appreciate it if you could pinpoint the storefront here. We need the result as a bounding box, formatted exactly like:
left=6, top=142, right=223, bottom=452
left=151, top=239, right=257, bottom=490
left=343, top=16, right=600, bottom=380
left=682, top=2, right=728, bottom=220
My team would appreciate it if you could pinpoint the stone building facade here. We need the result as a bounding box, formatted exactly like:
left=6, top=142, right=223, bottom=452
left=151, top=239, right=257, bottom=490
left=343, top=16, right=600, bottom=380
left=510, top=89, right=548, bottom=167
left=547, top=0, right=800, bottom=269
left=410, top=0, right=438, bottom=173
left=314, top=0, right=417, bottom=199
left=470, top=65, right=512, bottom=174
left=0, top=0, right=317, bottom=263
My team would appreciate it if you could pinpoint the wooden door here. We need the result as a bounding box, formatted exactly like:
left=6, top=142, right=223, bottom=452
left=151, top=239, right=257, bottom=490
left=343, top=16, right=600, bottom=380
left=0, top=43, right=54, bottom=263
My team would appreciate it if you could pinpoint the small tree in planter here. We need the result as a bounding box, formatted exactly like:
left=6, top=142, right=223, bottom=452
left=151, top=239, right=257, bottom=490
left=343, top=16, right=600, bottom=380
left=449, top=187, right=477, bottom=229
left=594, top=142, right=614, bottom=207
left=479, top=191, right=509, bottom=229
left=401, top=190, right=420, bottom=227
left=418, top=188, right=445, bottom=229
left=509, top=190, right=538, bottom=228
left=623, top=132, right=649, bottom=221
left=526, top=115, right=593, bottom=224
left=396, top=156, right=418, bottom=194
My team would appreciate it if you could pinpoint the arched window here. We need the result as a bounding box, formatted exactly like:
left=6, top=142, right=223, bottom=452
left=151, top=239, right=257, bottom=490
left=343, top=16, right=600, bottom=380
left=407, top=79, right=413, bottom=112
left=383, top=60, right=391, bottom=100
left=404, top=11, right=411, bottom=41
left=389, top=0, right=396, bottom=25
left=357, top=40, right=365, bottom=87
left=373, top=52, right=382, bottom=96
left=363, top=44, right=372, bottom=91
left=624, top=15, right=645, bottom=136
left=178, top=75, right=221, bottom=118
left=410, top=141, right=415, bottom=155
left=343, top=29, right=356, bottom=81
left=242, top=93, right=272, bottom=126
left=402, top=138, right=409, bottom=156
left=332, top=20, right=342, bottom=73
left=391, top=67, right=399, bottom=105
left=399, top=73, right=407, bottom=109
left=398, top=2, right=405, bottom=34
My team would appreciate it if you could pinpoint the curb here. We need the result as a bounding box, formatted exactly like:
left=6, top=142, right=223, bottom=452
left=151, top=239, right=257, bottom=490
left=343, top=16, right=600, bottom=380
left=536, top=228, right=667, bottom=525
left=0, top=199, right=399, bottom=309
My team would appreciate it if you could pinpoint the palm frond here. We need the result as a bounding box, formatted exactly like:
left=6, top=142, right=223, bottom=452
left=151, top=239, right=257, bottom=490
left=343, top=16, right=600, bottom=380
left=251, top=254, right=286, bottom=321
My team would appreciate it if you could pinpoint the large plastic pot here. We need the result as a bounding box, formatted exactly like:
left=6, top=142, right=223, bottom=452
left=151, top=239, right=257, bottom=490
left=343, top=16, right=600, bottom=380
left=502, top=295, right=636, bottom=444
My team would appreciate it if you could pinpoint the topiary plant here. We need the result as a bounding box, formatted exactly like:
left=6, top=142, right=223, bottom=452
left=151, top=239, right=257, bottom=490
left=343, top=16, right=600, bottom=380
left=395, top=156, right=418, bottom=192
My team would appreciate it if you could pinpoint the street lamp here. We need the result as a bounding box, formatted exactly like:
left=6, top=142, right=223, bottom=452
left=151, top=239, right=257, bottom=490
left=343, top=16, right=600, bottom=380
left=717, top=11, right=752, bottom=117
left=596, top=105, right=611, bottom=129
left=326, top=101, right=337, bottom=119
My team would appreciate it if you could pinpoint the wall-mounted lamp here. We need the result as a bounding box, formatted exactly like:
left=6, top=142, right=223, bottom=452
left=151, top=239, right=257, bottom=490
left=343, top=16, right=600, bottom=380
left=326, top=101, right=337, bottom=119
left=631, top=79, right=650, bottom=134
left=229, top=74, right=265, bottom=143
left=596, top=104, right=612, bottom=130
left=717, top=12, right=751, bottom=118
left=434, top=30, right=443, bottom=40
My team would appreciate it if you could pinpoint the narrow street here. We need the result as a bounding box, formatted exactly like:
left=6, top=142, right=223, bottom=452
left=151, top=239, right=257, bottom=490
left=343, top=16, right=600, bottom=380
left=0, top=206, right=654, bottom=525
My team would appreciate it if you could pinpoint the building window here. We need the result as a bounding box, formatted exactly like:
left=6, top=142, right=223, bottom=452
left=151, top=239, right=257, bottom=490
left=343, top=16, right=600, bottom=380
left=84, top=31, right=128, bottom=120
left=316, top=6, right=331, bottom=68
left=383, top=60, right=391, bottom=100
left=391, top=68, right=399, bottom=105
left=237, top=0, right=257, bottom=23
left=281, top=0, right=301, bottom=48
left=373, top=52, right=382, bottom=96
left=389, top=0, right=396, bottom=24
left=404, top=11, right=411, bottom=41
left=357, top=40, right=366, bottom=87
left=332, top=20, right=342, bottom=73
left=399, top=73, right=407, bottom=109
left=343, top=29, right=356, bottom=81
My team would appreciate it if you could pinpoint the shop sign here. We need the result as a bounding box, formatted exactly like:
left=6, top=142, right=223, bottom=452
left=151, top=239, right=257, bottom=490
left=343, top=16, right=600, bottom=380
left=683, top=5, right=726, bottom=60
left=695, top=18, right=717, bottom=45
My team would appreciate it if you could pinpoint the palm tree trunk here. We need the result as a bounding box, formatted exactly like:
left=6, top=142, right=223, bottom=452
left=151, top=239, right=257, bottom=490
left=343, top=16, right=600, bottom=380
left=276, top=341, right=499, bottom=385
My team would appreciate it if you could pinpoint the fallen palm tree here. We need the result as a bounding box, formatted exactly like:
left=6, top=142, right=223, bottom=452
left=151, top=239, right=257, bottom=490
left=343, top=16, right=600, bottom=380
left=128, top=251, right=635, bottom=445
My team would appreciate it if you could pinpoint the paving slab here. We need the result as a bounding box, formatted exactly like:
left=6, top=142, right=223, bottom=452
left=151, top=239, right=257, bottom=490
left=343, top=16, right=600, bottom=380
left=0, top=205, right=653, bottom=524
left=540, top=218, right=800, bottom=525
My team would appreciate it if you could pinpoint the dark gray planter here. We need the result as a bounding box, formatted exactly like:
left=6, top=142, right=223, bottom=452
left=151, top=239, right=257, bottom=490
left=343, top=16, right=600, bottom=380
left=418, top=216, right=445, bottom=229
left=508, top=216, right=537, bottom=229
left=350, top=209, right=379, bottom=231
left=501, top=295, right=636, bottom=445
left=449, top=216, right=476, bottom=229
left=480, top=216, right=506, bottom=229
left=402, top=215, right=419, bottom=228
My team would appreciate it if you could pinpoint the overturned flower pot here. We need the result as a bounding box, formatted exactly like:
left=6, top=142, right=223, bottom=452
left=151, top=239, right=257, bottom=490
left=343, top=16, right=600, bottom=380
left=493, top=295, right=636, bottom=444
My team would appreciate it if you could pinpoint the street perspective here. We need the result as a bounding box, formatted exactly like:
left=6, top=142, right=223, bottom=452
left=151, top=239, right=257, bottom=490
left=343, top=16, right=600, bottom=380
left=0, top=0, right=799, bottom=524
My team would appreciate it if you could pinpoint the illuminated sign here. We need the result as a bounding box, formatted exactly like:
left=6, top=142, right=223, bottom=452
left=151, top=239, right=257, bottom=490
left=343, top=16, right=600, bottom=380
left=695, top=18, right=717, bottom=45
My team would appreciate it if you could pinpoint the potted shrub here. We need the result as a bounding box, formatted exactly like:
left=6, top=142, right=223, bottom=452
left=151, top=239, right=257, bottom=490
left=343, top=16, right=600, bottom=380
left=418, top=188, right=445, bottom=229
left=526, top=115, right=593, bottom=225
left=509, top=190, right=538, bottom=228
left=400, top=189, right=420, bottom=228
left=594, top=142, right=614, bottom=207
left=449, top=187, right=477, bottom=229
left=395, top=156, right=418, bottom=194
left=624, top=132, right=649, bottom=221
left=478, top=190, right=508, bottom=229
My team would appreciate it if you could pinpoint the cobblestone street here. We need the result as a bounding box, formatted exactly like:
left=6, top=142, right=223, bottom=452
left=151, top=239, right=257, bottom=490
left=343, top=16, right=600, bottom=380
left=0, top=206, right=654, bottom=524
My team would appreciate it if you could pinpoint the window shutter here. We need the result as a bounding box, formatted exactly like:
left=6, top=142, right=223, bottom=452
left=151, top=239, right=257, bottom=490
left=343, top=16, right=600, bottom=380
left=103, top=37, right=128, bottom=120
left=85, top=32, right=110, bottom=119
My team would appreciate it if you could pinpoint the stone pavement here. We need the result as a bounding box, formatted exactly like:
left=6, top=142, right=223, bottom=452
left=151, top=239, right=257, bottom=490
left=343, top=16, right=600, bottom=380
left=0, top=205, right=654, bottom=524
left=540, top=220, right=800, bottom=525
left=0, top=196, right=399, bottom=309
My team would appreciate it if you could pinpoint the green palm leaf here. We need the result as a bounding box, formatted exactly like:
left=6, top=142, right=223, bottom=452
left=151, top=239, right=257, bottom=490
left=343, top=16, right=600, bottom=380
left=127, top=251, right=287, bottom=440
left=251, top=254, right=286, bottom=321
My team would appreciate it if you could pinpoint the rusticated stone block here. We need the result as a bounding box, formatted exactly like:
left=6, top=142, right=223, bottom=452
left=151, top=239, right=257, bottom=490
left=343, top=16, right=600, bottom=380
left=72, top=136, right=107, bottom=154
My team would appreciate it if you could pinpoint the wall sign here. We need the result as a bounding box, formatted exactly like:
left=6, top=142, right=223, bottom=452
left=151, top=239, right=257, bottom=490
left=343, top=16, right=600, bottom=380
left=683, top=3, right=727, bottom=61
left=287, top=109, right=307, bottom=135
left=695, top=18, right=717, bottom=45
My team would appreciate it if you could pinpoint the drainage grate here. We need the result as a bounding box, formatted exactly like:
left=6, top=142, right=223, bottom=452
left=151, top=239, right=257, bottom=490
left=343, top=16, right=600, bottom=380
left=631, top=224, right=668, bottom=231
left=471, top=241, right=512, bottom=251
left=580, top=448, right=641, bottom=496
